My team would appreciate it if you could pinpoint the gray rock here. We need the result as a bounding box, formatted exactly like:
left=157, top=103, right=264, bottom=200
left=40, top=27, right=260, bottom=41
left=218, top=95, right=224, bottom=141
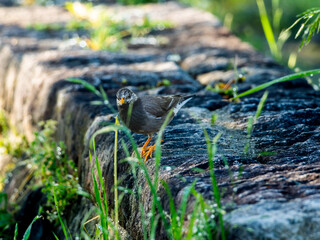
left=226, top=199, right=320, bottom=240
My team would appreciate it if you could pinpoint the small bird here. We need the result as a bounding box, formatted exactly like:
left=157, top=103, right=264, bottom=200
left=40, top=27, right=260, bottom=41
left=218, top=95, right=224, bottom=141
left=116, top=87, right=192, bottom=162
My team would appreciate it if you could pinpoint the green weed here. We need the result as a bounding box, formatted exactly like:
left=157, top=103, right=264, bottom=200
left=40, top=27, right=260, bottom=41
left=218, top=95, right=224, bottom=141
left=66, top=78, right=117, bottom=114
left=256, top=0, right=283, bottom=61
left=65, top=2, right=173, bottom=51
left=1, top=118, right=88, bottom=238
left=0, top=110, right=28, bottom=160
left=203, top=130, right=225, bottom=239
left=244, top=91, right=269, bottom=154
left=53, top=187, right=72, bottom=240
left=25, top=2, right=173, bottom=52
left=20, top=120, right=87, bottom=223
left=0, top=110, right=28, bottom=192
left=285, top=8, right=320, bottom=50
left=21, top=215, right=42, bottom=240
left=180, top=0, right=318, bottom=70
left=89, top=140, right=110, bottom=239
left=13, top=223, right=18, bottom=240
left=0, top=192, right=13, bottom=237
left=87, top=107, right=225, bottom=239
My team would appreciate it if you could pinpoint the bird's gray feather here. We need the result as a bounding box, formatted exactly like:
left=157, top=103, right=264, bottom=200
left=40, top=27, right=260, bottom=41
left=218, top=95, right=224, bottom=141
left=140, top=95, right=182, bottom=118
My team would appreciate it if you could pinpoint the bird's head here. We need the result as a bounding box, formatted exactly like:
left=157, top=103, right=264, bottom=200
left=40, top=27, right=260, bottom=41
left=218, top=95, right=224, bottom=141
left=116, top=88, right=138, bottom=106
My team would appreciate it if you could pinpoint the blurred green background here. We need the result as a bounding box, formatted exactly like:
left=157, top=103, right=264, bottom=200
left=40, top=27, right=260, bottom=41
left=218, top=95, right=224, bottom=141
left=11, top=0, right=320, bottom=69
left=180, top=0, right=320, bottom=70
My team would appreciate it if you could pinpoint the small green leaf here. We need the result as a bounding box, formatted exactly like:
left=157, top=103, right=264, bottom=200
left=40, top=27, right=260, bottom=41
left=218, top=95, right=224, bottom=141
left=14, top=223, right=18, bottom=240
left=255, top=91, right=269, bottom=120
left=258, top=151, right=277, bottom=156
left=22, top=215, right=41, bottom=240
left=90, top=100, right=104, bottom=105
left=99, top=85, right=108, bottom=102
left=66, top=78, right=101, bottom=97
left=211, top=113, right=218, bottom=126
left=53, top=232, right=59, bottom=240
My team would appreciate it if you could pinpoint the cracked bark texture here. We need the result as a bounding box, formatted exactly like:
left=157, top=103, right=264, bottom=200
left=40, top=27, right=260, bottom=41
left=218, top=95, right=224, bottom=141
left=1, top=3, right=320, bottom=240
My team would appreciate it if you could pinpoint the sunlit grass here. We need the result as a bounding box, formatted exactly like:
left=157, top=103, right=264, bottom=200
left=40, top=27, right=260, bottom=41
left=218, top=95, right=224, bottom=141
left=65, top=2, right=173, bottom=51
left=256, top=0, right=280, bottom=61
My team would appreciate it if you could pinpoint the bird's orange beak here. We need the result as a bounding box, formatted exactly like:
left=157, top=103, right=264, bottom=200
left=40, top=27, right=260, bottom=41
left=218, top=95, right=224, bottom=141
left=120, top=97, right=125, bottom=104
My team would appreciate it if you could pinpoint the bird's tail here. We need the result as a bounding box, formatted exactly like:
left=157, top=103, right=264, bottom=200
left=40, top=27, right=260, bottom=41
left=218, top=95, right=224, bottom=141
left=173, top=96, right=193, bottom=115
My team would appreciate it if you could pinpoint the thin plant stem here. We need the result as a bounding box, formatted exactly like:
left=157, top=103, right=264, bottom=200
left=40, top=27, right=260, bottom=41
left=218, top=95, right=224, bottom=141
left=53, top=187, right=69, bottom=240
left=114, top=117, right=120, bottom=240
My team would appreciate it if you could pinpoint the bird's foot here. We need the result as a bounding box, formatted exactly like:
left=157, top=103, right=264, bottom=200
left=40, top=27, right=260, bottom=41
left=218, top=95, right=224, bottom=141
left=143, top=144, right=156, bottom=162
left=140, top=137, right=152, bottom=158
left=141, top=139, right=163, bottom=162
left=141, top=145, right=154, bottom=158
left=140, top=147, right=147, bottom=158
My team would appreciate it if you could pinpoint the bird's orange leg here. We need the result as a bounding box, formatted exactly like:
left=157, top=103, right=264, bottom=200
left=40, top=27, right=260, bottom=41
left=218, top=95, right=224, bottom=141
left=143, top=139, right=164, bottom=162
left=140, top=136, right=152, bottom=158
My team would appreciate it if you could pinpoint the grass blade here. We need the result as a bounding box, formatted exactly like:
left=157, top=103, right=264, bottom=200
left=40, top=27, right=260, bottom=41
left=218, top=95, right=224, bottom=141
left=53, top=187, right=69, bottom=240
left=89, top=147, right=109, bottom=239
left=161, top=180, right=179, bottom=238
left=256, top=0, right=280, bottom=60
left=99, top=85, right=117, bottom=114
left=197, top=193, right=213, bottom=240
left=53, top=232, right=60, bottom=240
left=67, top=76, right=116, bottom=114
left=185, top=199, right=199, bottom=240
left=150, top=110, right=175, bottom=238
left=92, top=140, right=109, bottom=218
left=255, top=91, right=269, bottom=119
left=99, top=85, right=108, bottom=102
left=139, top=201, right=148, bottom=240
left=22, top=215, right=41, bottom=240
left=14, top=223, right=18, bottom=240
left=244, top=116, right=254, bottom=154
left=66, top=78, right=102, bottom=97
left=232, top=69, right=320, bottom=100
left=203, top=130, right=225, bottom=240
left=178, top=181, right=197, bottom=236
left=245, top=90, right=269, bottom=154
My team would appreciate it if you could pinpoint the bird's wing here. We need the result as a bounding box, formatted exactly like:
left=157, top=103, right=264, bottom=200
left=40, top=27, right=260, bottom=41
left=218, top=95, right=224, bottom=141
left=140, top=95, right=181, bottom=118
